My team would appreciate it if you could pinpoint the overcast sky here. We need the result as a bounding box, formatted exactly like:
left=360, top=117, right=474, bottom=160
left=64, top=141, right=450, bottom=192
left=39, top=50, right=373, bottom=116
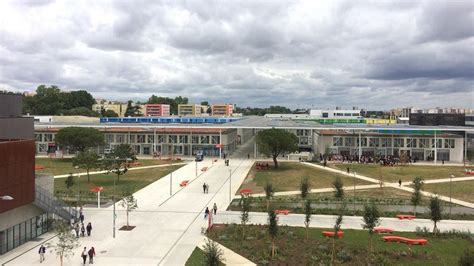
left=0, top=0, right=473, bottom=110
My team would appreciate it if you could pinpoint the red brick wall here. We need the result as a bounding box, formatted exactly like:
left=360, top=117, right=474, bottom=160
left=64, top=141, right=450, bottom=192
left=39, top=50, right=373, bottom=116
left=0, top=139, right=35, bottom=213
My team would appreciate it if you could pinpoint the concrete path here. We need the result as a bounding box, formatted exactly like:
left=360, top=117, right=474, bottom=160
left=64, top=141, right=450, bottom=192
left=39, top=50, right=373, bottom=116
left=198, top=237, right=256, bottom=266
left=401, top=176, right=474, bottom=185
left=236, top=184, right=381, bottom=198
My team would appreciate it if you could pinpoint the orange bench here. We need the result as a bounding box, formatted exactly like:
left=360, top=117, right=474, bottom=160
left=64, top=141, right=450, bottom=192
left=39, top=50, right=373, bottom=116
left=179, top=180, right=189, bottom=187
left=382, top=236, right=428, bottom=245
left=322, top=231, right=344, bottom=238
left=240, top=189, right=252, bottom=195
left=465, top=170, right=474, bottom=175
left=374, top=227, right=394, bottom=234
left=397, top=214, right=416, bottom=220
left=201, top=167, right=208, bottom=172
left=35, top=164, right=46, bottom=170
left=274, top=209, right=290, bottom=215
left=129, top=162, right=142, bottom=167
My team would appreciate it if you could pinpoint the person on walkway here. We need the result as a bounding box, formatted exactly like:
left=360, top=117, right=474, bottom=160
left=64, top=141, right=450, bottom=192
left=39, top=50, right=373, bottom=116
left=203, top=183, right=207, bottom=194
left=204, top=207, right=210, bottom=219
left=75, top=223, right=80, bottom=238
left=86, top=222, right=92, bottom=236
left=205, top=184, right=209, bottom=194
left=79, top=213, right=84, bottom=223
left=347, top=167, right=350, bottom=174
left=398, top=179, right=402, bottom=187
left=247, top=154, right=250, bottom=159
left=39, top=244, right=46, bottom=263
left=81, top=247, right=87, bottom=265
left=223, top=153, right=226, bottom=159
left=213, top=203, right=217, bottom=215
left=80, top=223, right=85, bottom=237
left=88, top=247, right=96, bottom=264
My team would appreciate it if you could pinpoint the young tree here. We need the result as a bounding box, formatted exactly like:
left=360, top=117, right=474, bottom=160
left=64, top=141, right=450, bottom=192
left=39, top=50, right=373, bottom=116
left=268, top=208, right=278, bottom=258
left=55, top=127, right=104, bottom=153
left=304, top=199, right=312, bottom=240
left=429, top=196, right=443, bottom=234
left=101, top=109, right=119, bottom=117
left=53, top=221, right=79, bottom=266
left=65, top=173, right=75, bottom=190
left=362, top=202, right=380, bottom=253
left=102, top=144, right=137, bottom=183
left=256, top=128, right=298, bottom=168
left=333, top=176, right=345, bottom=201
left=411, top=176, right=423, bottom=216
left=332, top=206, right=345, bottom=264
left=240, top=196, right=251, bottom=239
left=202, top=238, right=225, bottom=266
left=300, top=177, right=310, bottom=200
left=124, top=100, right=142, bottom=116
left=120, top=188, right=138, bottom=228
left=73, top=151, right=100, bottom=183
left=264, top=183, right=274, bottom=211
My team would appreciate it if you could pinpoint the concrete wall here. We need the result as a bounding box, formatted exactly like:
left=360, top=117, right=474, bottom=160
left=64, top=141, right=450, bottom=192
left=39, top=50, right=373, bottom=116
left=0, top=94, right=22, bottom=117
left=0, top=117, right=34, bottom=139
left=0, top=204, right=43, bottom=232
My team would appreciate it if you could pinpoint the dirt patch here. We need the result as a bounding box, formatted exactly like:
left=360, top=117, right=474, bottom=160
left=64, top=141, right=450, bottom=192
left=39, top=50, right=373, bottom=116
left=119, top=225, right=136, bottom=231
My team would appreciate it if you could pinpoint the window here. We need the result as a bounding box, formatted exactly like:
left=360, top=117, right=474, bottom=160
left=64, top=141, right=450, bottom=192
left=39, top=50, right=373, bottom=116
left=211, top=136, right=220, bottom=144
left=369, top=138, right=379, bottom=147
left=106, top=134, right=114, bottom=143
left=333, top=137, right=343, bottom=147
left=406, top=138, right=416, bottom=148
left=381, top=138, right=391, bottom=147
left=192, top=135, right=199, bottom=144
left=35, top=134, right=42, bottom=142
left=38, top=144, right=48, bottom=153
left=200, top=135, right=209, bottom=144
left=44, top=134, right=53, bottom=142
left=158, top=135, right=165, bottom=143
left=322, top=112, right=328, bottom=118
left=116, top=134, right=125, bottom=143
left=296, top=130, right=304, bottom=136
left=444, top=139, right=455, bottom=149
left=394, top=138, right=404, bottom=147
left=147, top=135, right=154, bottom=144
left=168, top=135, right=177, bottom=144
left=344, top=137, right=354, bottom=147
left=300, top=137, right=309, bottom=145
left=136, top=134, right=145, bottom=143
left=179, top=135, right=188, bottom=144
left=344, top=113, right=351, bottom=116
left=431, top=139, right=442, bottom=148
left=418, top=139, right=429, bottom=148
left=357, top=137, right=367, bottom=147
left=129, top=134, right=135, bottom=143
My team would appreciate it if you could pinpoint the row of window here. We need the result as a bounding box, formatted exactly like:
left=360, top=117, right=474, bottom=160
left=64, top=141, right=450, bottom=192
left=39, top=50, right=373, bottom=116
left=332, top=137, right=456, bottom=149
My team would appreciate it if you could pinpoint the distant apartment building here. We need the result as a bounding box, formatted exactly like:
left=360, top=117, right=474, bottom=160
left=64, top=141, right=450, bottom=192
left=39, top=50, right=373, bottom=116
left=92, top=99, right=127, bottom=117
left=178, top=104, right=202, bottom=116
left=211, top=104, right=234, bottom=116
left=144, top=104, right=170, bottom=117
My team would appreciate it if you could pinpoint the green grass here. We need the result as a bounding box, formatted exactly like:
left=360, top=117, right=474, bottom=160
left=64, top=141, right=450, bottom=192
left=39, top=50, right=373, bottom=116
left=36, top=157, right=183, bottom=176
left=208, top=224, right=473, bottom=265
left=185, top=247, right=207, bottom=266
left=238, top=162, right=371, bottom=194
left=332, top=163, right=467, bottom=182
left=420, top=181, right=474, bottom=203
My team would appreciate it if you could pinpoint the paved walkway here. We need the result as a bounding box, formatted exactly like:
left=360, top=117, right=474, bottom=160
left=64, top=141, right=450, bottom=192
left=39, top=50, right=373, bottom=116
left=236, top=184, right=381, bottom=198
left=198, top=237, right=255, bottom=266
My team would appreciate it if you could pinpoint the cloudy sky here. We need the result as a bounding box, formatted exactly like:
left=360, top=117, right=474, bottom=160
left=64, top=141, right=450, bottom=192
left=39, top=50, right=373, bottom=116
left=0, top=0, right=473, bottom=110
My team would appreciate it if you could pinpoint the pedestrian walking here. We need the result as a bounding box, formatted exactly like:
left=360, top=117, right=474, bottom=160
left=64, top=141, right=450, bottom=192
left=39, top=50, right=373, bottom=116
left=247, top=153, right=250, bottom=159
left=86, top=222, right=92, bottom=236
left=223, top=153, right=226, bottom=159
left=398, top=179, right=402, bottom=187
left=80, top=223, right=85, bottom=237
left=347, top=167, right=350, bottom=174
left=81, top=247, right=87, bottom=265
left=79, top=213, right=85, bottom=223
left=204, top=207, right=210, bottom=219
left=38, top=244, right=46, bottom=263
left=88, top=247, right=96, bottom=264
left=75, top=223, right=80, bottom=238
left=205, top=184, right=209, bottom=194
left=213, top=203, right=217, bottom=215
left=203, top=183, right=207, bottom=194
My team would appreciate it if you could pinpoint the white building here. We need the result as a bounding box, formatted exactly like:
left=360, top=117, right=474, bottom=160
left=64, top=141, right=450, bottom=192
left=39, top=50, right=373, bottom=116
left=309, top=109, right=361, bottom=119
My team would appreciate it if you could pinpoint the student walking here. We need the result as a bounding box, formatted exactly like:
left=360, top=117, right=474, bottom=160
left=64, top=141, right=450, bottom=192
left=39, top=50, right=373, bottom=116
left=398, top=179, right=402, bottom=187
left=86, top=222, right=92, bottom=236
left=213, top=203, right=217, bottom=215
left=74, top=223, right=80, bottom=238
left=247, top=154, right=250, bottom=159
left=80, top=223, right=85, bottom=237
left=81, top=247, right=87, bottom=265
left=205, top=184, right=209, bottom=194
left=204, top=207, right=210, bottom=219
left=203, top=183, right=207, bottom=194
left=88, top=247, right=96, bottom=264
left=79, top=213, right=84, bottom=223
left=38, top=244, right=46, bottom=263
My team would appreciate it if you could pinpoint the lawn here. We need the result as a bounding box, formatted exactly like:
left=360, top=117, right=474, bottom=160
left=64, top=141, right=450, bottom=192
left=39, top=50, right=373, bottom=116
left=185, top=247, right=207, bottom=266
left=238, top=162, right=371, bottom=194
left=420, top=181, right=474, bottom=203
left=332, top=163, right=467, bottom=182
left=54, top=164, right=183, bottom=200
left=207, top=224, right=473, bottom=265
left=35, top=157, right=183, bottom=176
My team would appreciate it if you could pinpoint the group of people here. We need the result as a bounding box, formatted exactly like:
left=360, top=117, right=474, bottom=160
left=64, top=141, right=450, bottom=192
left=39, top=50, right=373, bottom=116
left=321, top=153, right=419, bottom=166
left=81, top=246, right=96, bottom=265
left=72, top=208, right=93, bottom=238
left=204, top=203, right=218, bottom=219
left=202, top=182, right=210, bottom=194
left=255, top=162, right=270, bottom=170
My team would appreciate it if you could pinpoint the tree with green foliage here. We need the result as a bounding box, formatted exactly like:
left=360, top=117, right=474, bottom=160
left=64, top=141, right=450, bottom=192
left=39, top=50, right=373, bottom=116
left=256, top=128, right=298, bottom=168
left=268, top=207, right=278, bottom=258
left=333, top=176, right=345, bottom=201
left=362, top=202, right=380, bottom=253
left=53, top=220, right=79, bottom=266
left=65, top=173, right=75, bottom=190
left=124, top=100, right=142, bottom=116
left=300, top=177, right=310, bottom=200
left=203, top=238, right=225, bottom=266
left=304, top=199, right=312, bottom=240
left=73, top=151, right=100, bottom=183
left=332, top=205, right=345, bottom=264
left=429, top=196, right=443, bottom=234
left=55, top=127, right=104, bottom=153
left=100, top=109, right=119, bottom=117
left=120, top=187, right=138, bottom=228
left=240, top=196, right=251, bottom=239
left=147, top=95, right=188, bottom=115
left=458, top=248, right=474, bottom=266
left=264, top=183, right=274, bottom=211
left=61, top=107, right=99, bottom=117
left=63, top=90, right=95, bottom=110
left=102, top=144, right=137, bottom=183
left=200, top=101, right=209, bottom=106
left=411, top=176, right=423, bottom=216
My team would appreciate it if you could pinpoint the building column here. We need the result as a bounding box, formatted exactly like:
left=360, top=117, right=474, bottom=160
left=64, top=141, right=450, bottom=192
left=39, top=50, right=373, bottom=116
left=434, top=130, right=437, bottom=164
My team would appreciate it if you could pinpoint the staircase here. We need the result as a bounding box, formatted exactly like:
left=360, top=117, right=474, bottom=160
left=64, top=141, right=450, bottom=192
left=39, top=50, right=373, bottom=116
left=34, top=184, right=78, bottom=222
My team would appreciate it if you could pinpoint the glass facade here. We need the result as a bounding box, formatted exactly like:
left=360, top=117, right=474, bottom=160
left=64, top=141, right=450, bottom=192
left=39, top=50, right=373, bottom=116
left=0, top=213, right=54, bottom=255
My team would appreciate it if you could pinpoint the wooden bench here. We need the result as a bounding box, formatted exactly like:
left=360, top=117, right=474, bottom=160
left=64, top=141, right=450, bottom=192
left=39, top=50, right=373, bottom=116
left=179, top=180, right=189, bottom=187
left=274, top=209, right=290, bottom=215
left=382, top=236, right=428, bottom=245
left=201, top=167, right=208, bottom=172
left=396, top=214, right=416, bottom=220
left=322, top=231, right=344, bottom=238
left=374, top=227, right=394, bottom=234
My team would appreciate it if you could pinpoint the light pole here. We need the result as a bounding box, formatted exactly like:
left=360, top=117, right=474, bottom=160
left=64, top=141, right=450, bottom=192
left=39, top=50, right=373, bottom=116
left=74, top=166, right=81, bottom=216
left=229, top=168, right=232, bottom=203
left=170, top=143, right=174, bottom=196
left=196, top=160, right=198, bottom=177
left=450, top=174, right=454, bottom=218
left=353, top=172, right=356, bottom=215
left=0, top=195, right=14, bottom=200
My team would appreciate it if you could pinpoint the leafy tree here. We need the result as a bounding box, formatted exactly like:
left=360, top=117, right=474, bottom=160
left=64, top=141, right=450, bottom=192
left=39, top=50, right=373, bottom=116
left=34, top=85, right=65, bottom=115
left=55, top=127, right=104, bottom=153
left=124, top=100, right=142, bottom=116
left=304, top=199, right=312, bottom=240
left=332, top=206, right=344, bottom=264
left=458, top=248, right=474, bottom=266
left=147, top=95, right=188, bottom=115
left=73, top=151, right=100, bottom=183
left=120, top=187, right=138, bottom=227
left=61, top=107, right=99, bottom=117
left=102, top=144, right=137, bottom=183
left=240, top=196, right=251, bottom=239
left=268, top=207, right=278, bottom=258
left=362, top=202, right=380, bottom=253
left=333, top=176, right=345, bottom=201
left=300, top=177, right=310, bottom=200
left=65, top=173, right=75, bottom=190
left=200, top=101, right=209, bottom=106
left=101, top=109, right=119, bottom=117
left=429, top=196, right=443, bottom=234
left=64, top=90, right=95, bottom=109
left=411, top=176, right=423, bottom=216
left=264, top=183, right=274, bottom=211
left=256, top=128, right=298, bottom=168
left=53, top=220, right=79, bottom=266
left=203, top=238, right=225, bottom=266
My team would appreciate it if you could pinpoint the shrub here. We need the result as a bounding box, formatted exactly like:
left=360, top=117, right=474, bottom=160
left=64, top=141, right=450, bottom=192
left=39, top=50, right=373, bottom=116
left=458, top=248, right=474, bottom=266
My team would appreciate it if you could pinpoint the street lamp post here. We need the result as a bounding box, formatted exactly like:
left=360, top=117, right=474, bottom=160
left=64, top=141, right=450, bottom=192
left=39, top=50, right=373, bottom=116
left=74, top=166, right=81, bottom=217
left=450, top=174, right=454, bottom=218
left=170, top=143, right=174, bottom=196
left=229, top=168, right=232, bottom=203
left=353, top=172, right=356, bottom=215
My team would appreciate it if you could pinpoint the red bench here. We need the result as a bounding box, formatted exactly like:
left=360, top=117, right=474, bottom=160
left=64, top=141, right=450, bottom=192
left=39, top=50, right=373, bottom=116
left=274, top=209, right=290, bottom=215
left=382, top=236, right=428, bottom=245
left=397, top=214, right=416, bottom=220
left=240, top=189, right=252, bottom=195
left=322, top=231, right=344, bottom=238
left=201, top=167, right=208, bottom=172
left=374, top=227, right=394, bottom=234
left=465, top=170, right=474, bottom=175
left=179, top=180, right=189, bottom=187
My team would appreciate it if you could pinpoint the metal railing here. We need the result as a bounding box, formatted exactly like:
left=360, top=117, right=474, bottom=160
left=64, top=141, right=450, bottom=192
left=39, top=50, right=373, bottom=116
left=34, top=185, right=78, bottom=222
